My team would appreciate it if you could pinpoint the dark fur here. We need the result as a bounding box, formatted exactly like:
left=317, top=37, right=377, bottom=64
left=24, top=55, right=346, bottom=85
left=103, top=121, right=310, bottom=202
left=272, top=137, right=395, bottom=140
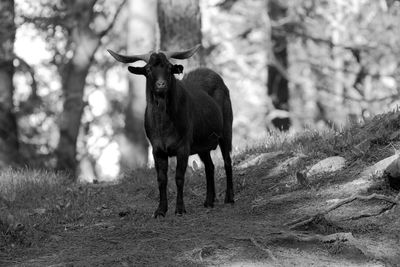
left=131, top=53, right=234, bottom=217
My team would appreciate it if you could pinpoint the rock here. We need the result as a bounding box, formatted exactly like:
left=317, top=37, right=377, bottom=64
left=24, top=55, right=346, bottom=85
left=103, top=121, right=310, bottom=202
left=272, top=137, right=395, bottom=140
left=267, top=154, right=306, bottom=178
left=384, top=156, right=400, bottom=190
left=307, top=156, right=346, bottom=176
left=236, top=151, right=284, bottom=170
left=340, top=154, right=398, bottom=195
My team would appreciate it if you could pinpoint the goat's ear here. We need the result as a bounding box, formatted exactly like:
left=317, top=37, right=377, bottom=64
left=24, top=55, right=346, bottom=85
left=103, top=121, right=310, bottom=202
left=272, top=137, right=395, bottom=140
left=172, top=64, right=184, bottom=74
left=128, top=66, right=146, bottom=76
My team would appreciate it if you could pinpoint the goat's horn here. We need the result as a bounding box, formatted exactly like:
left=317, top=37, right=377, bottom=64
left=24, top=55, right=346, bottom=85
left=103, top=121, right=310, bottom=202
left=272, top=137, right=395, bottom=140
left=162, top=44, right=201, bottom=60
left=107, top=49, right=151, bottom=63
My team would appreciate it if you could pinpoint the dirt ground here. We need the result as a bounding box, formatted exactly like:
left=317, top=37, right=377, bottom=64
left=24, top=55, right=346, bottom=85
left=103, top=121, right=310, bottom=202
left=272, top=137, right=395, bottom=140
left=3, top=152, right=400, bottom=267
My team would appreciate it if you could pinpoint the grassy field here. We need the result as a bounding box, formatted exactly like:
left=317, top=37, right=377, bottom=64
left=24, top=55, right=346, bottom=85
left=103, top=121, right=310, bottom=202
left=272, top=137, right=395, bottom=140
left=1, top=111, right=400, bottom=266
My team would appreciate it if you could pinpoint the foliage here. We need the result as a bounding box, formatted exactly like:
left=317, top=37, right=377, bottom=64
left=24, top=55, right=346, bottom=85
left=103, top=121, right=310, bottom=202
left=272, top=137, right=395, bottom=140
left=4, top=0, right=400, bottom=179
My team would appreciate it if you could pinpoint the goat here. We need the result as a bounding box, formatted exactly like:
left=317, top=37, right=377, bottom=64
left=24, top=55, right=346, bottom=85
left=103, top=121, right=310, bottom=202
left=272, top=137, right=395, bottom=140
left=108, top=45, right=234, bottom=217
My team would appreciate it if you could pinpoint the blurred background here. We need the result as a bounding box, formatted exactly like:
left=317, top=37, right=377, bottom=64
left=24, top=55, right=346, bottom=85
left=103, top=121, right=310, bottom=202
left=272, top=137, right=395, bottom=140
left=0, top=0, right=399, bottom=182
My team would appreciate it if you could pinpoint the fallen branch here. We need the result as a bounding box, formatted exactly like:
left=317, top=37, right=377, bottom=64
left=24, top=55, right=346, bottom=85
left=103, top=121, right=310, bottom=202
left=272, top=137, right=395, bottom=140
left=286, top=193, right=400, bottom=229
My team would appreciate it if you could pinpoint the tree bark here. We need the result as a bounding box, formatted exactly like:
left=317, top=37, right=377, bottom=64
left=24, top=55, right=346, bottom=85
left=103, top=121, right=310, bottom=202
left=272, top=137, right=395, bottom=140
left=0, top=0, right=19, bottom=167
left=119, top=0, right=157, bottom=170
left=158, top=0, right=204, bottom=72
left=266, top=0, right=291, bottom=131
left=55, top=0, right=117, bottom=175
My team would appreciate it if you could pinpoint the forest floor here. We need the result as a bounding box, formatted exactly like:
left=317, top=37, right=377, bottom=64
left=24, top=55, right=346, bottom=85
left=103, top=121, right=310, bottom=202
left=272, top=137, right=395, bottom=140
left=2, top=111, right=400, bottom=266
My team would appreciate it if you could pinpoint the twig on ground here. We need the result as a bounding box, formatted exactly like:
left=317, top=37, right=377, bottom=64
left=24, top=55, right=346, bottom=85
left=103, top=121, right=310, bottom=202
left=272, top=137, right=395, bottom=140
left=286, top=193, right=400, bottom=229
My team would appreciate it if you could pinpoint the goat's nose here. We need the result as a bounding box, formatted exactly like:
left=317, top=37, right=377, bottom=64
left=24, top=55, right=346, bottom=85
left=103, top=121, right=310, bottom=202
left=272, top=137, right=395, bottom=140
left=155, top=80, right=167, bottom=88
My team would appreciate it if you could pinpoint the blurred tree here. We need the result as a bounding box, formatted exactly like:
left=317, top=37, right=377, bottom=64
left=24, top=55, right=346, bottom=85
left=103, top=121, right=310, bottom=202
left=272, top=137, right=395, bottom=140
left=266, top=0, right=290, bottom=131
left=287, top=0, right=400, bottom=128
left=119, top=0, right=157, bottom=171
left=158, top=0, right=204, bottom=72
left=55, top=0, right=126, bottom=176
left=21, top=0, right=126, bottom=176
left=0, top=0, right=20, bottom=167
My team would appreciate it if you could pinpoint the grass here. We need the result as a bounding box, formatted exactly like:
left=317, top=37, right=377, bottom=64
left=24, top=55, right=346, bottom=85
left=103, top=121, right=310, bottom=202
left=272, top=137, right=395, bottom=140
left=2, top=110, right=400, bottom=255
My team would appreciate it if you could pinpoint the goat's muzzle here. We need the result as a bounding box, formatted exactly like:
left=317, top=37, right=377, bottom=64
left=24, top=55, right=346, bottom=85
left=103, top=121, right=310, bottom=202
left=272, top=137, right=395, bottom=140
left=155, top=79, right=167, bottom=89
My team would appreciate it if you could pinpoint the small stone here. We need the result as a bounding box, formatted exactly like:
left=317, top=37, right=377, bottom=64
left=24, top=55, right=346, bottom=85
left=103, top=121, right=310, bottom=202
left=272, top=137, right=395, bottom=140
left=307, top=156, right=346, bottom=176
left=341, top=154, right=398, bottom=195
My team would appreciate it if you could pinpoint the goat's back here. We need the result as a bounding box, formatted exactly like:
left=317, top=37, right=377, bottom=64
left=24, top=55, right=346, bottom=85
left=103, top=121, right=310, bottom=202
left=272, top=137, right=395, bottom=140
left=183, top=68, right=233, bottom=152
left=183, top=68, right=230, bottom=100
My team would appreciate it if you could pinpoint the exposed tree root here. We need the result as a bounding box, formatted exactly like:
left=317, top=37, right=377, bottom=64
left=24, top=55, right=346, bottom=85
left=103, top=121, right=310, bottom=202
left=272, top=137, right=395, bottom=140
left=268, top=231, right=381, bottom=262
left=286, top=193, right=400, bottom=230
left=345, top=203, right=396, bottom=221
left=232, top=231, right=382, bottom=264
left=269, top=231, right=354, bottom=243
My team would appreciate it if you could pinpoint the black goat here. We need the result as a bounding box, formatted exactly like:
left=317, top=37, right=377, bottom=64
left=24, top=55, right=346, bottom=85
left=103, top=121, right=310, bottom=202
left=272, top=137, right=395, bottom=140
left=108, top=45, right=234, bottom=217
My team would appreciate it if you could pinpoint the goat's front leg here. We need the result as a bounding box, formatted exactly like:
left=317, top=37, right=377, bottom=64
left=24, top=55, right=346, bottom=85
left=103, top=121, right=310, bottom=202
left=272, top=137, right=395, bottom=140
left=154, top=153, right=168, bottom=218
left=175, top=148, right=189, bottom=216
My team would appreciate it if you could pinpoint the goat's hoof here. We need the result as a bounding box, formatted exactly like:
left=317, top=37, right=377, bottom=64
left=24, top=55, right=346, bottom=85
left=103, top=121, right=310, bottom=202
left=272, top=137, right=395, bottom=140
left=224, top=193, right=235, bottom=204
left=154, top=208, right=167, bottom=218
left=175, top=206, right=186, bottom=216
left=203, top=200, right=214, bottom=208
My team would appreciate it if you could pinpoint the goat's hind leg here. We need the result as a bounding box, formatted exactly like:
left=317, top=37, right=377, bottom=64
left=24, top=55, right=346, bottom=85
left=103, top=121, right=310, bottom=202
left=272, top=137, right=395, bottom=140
left=198, top=151, right=216, bottom=208
left=219, top=140, right=234, bottom=204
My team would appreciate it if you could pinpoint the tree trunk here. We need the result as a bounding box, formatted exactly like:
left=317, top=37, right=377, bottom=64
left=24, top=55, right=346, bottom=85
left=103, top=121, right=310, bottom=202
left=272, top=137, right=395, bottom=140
left=119, top=0, right=156, bottom=171
left=266, top=0, right=291, bottom=131
left=55, top=11, right=101, bottom=174
left=158, top=0, right=204, bottom=72
left=0, top=0, right=19, bottom=167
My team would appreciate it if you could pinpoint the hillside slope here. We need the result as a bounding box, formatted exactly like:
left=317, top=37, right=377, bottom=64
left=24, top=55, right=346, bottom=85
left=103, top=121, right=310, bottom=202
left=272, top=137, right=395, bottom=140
left=1, top=111, right=400, bottom=266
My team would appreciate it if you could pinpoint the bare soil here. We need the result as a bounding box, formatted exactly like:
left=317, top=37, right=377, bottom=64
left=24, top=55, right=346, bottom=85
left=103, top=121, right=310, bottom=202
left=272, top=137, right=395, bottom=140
left=3, top=153, right=400, bottom=267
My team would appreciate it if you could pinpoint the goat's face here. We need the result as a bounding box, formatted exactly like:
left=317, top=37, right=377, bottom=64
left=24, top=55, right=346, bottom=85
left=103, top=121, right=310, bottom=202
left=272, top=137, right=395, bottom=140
left=128, top=53, right=183, bottom=96
left=107, top=45, right=200, bottom=96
